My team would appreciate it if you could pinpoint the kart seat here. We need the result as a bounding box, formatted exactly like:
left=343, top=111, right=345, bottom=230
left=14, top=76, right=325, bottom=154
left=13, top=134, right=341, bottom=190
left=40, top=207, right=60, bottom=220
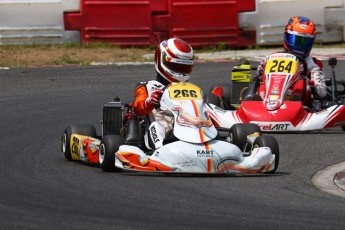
left=163, top=129, right=178, bottom=145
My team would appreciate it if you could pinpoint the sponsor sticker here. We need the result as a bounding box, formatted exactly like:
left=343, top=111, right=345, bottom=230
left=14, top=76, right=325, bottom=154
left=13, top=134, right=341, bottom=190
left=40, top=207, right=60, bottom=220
left=253, top=122, right=291, bottom=131
left=150, top=126, right=160, bottom=143
left=196, top=149, right=214, bottom=158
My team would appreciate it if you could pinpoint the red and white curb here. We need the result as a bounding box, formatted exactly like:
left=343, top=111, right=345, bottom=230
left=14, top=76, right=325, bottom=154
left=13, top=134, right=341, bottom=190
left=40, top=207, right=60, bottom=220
left=312, top=161, right=345, bottom=199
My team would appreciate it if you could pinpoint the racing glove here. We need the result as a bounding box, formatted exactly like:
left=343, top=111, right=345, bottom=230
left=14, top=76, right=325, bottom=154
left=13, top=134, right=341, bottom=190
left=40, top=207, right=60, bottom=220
left=256, top=57, right=268, bottom=77
left=314, top=82, right=327, bottom=98
left=310, top=68, right=327, bottom=98
left=145, top=89, right=163, bottom=109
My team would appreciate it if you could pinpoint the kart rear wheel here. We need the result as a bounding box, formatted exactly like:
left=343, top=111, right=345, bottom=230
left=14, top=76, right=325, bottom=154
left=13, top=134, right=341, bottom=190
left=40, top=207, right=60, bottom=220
left=229, top=123, right=262, bottom=151
left=61, top=124, right=97, bottom=161
left=253, top=136, right=279, bottom=173
left=99, top=135, right=122, bottom=172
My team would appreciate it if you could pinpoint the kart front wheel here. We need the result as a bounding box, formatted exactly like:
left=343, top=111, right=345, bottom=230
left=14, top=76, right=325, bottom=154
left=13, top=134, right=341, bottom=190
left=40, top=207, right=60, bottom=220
left=99, top=135, right=122, bottom=172
left=253, top=136, right=279, bottom=173
left=61, top=124, right=97, bottom=161
left=229, top=123, right=262, bottom=151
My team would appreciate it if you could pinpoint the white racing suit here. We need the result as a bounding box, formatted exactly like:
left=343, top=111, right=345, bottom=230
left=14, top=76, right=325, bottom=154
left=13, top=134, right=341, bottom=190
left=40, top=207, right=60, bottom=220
left=305, top=56, right=327, bottom=98
left=140, top=80, right=174, bottom=149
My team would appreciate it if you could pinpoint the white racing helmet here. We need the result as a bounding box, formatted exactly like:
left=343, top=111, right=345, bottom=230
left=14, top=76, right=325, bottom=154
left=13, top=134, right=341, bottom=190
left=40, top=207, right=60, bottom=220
left=155, top=38, right=194, bottom=83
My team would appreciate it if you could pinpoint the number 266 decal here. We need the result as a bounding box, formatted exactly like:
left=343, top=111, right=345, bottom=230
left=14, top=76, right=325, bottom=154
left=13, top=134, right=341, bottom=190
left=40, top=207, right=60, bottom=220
left=173, top=89, right=198, bottom=99
left=168, top=83, right=202, bottom=100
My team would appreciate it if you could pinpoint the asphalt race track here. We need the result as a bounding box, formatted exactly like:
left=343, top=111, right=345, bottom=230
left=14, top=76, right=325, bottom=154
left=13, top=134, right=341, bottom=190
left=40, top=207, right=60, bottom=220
left=1, top=61, right=345, bottom=229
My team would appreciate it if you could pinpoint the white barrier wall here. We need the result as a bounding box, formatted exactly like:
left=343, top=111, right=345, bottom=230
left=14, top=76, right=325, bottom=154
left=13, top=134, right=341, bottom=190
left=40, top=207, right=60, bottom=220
left=0, top=0, right=344, bottom=45
left=239, top=0, right=345, bottom=45
left=325, top=5, right=345, bottom=42
left=0, top=0, right=79, bottom=44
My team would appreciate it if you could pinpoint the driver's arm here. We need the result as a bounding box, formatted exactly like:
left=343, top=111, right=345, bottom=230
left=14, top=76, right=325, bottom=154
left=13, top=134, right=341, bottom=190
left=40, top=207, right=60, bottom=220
left=133, top=83, right=151, bottom=116
left=310, top=67, right=327, bottom=97
left=308, top=57, right=327, bottom=98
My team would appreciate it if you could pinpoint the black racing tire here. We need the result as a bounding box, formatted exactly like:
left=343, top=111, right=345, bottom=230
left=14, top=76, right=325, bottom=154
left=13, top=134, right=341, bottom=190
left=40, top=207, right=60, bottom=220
left=99, top=135, right=123, bottom=172
left=229, top=123, right=262, bottom=151
left=207, top=83, right=232, bottom=109
left=253, top=136, right=279, bottom=173
left=61, top=124, right=97, bottom=161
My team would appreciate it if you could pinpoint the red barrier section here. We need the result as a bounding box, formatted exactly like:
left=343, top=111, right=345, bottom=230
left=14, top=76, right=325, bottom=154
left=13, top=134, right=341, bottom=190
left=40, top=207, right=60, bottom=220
left=152, top=0, right=256, bottom=47
left=238, top=0, right=255, bottom=12
left=64, top=0, right=256, bottom=47
left=64, top=0, right=157, bottom=46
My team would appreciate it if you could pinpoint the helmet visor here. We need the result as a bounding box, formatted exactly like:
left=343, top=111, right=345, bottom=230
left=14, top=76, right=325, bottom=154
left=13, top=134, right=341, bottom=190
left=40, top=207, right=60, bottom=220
left=285, top=32, right=314, bottom=47
left=163, top=53, right=194, bottom=75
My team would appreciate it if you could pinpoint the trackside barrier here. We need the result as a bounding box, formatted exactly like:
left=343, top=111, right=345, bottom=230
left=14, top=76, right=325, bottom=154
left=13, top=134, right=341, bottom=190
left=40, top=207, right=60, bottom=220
left=64, top=0, right=256, bottom=47
left=151, top=0, right=256, bottom=47
left=0, top=0, right=79, bottom=45
left=64, top=0, right=157, bottom=46
left=239, top=0, right=345, bottom=45
left=0, top=0, right=344, bottom=46
left=325, top=4, right=345, bottom=42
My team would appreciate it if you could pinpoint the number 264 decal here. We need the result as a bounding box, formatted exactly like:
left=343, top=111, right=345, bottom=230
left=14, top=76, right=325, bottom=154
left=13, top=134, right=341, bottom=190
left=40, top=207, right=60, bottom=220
left=267, top=59, right=297, bottom=74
